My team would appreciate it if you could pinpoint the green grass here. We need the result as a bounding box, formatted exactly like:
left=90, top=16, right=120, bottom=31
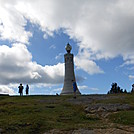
left=0, top=94, right=134, bottom=133
left=97, top=93, right=134, bottom=126
left=109, top=111, right=134, bottom=125
left=0, top=95, right=101, bottom=134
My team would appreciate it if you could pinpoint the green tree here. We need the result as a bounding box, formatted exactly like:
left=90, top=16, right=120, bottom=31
left=124, top=89, right=127, bottom=93
left=108, top=82, right=125, bottom=94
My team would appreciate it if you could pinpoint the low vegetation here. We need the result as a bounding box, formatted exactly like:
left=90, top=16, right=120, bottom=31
left=0, top=93, right=134, bottom=133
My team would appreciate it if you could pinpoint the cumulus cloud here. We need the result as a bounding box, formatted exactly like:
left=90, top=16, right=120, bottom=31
left=0, top=0, right=133, bottom=73
left=0, top=0, right=32, bottom=43
left=75, top=56, right=103, bottom=75
left=0, top=85, right=15, bottom=95
left=1, top=0, right=134, bottom=93
left=0, top=43, right=64, bottom=85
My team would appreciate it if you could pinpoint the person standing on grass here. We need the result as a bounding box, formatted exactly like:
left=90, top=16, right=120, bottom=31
left=18, top=83, right=24, bottom=96
left=26, top=84, right=29, bottom=96
left=72, top=80, right=77, bottom=99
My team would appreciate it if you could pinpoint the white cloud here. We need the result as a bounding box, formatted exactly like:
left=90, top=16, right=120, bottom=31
left=49, top=44, right=56, bottom=49
left=129, top=75, right=134, bottom=80
left=55, top=53, right=63, bottom=60
left=75, top=56, right=103, bottom=75
left=78, top=85, right=88, bottom=90
left=1, top=0, right=134, bottom=92
left=53, top=88, right=62, bottom=92
left=0, top=43, right=64, bottom=85
left=0, top=0, right=32, bottom=44
left=78, top=85, right=99, bottom=91
left=2, top=0, right=133, bottom=73
left=89, top=87, right=99, bottom=91
left=0, top=85, right=15, bottom=95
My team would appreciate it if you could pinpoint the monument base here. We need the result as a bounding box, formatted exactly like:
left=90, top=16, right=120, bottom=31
left=60, top=88, right=81, bottom=95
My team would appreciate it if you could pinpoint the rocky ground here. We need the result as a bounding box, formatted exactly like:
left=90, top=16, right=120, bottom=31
left=45, top=127, right=134, bottom=134
left=0, top=94, right=134, bottom=134
left=45, top=95, right=134, bottom=134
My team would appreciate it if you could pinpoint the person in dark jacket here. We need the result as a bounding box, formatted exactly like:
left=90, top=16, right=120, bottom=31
left=18, top=83, right=24, bottom=96
left=26, top=84, right=29, bottom=96
left=72, top=80, right=77, bottom=99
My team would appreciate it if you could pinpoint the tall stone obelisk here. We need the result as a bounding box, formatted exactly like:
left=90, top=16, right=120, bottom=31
left=61, top=43, right=81, bottom=95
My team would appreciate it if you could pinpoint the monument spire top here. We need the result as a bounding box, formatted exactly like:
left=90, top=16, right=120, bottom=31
left=65, top=43, right=72, bottom=53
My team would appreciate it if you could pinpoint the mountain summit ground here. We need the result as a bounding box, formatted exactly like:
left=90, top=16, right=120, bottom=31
left=0, top=94, right=134, bottom=134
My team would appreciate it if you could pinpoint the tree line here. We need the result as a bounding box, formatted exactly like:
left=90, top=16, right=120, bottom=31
left=107, top=83, right=134, bottom=94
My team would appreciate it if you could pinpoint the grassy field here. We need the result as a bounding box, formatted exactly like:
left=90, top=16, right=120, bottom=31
left=0, top=94, right=134, bottom=134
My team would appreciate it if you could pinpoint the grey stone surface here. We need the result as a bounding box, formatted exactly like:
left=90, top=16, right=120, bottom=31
left=85, top=103, right=132, bottom=113
left=44, top=128, right=134, bottom=134
left=67, top=95, right=125, bottom=105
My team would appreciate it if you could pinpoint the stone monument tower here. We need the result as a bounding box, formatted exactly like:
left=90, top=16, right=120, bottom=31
left=61, top=43, right=81, bottom=95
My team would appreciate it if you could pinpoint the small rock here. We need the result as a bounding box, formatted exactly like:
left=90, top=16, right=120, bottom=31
left=90, top=109, right=96, bottom=113
left=72, top=129, right=94, bottom=134
left=103, top=113, right=110, bottom=118
left=86, top=113, right=99, bottom=120
left=97, top=106, right=105, bottom=112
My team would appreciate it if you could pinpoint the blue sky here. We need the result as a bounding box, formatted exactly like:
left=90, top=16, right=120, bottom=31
left=0, top=0, right=134, bottom=95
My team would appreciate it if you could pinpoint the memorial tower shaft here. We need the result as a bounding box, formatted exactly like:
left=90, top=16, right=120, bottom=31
left=61, top=43, right=81, bottom=95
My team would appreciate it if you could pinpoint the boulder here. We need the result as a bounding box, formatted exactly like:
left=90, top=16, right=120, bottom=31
left=85, top=103, right=132, bottom=113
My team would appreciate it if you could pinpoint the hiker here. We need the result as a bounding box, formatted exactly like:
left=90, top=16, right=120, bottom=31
left=26, top=84, right=29, bottom=95
left=72, top=80, right=77, bottom=99
left=56, top=93, right=59, bottom=96
left=18, top=83, right=24, bottom=96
